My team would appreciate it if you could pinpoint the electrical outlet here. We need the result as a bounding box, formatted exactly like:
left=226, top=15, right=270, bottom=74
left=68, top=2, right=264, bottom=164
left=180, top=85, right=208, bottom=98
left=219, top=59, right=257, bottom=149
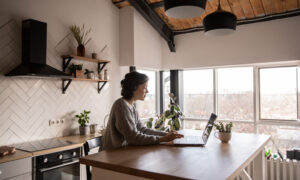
left=60, top=119, right=65, bottom=123
left=49, top=120, right=55, bottom=126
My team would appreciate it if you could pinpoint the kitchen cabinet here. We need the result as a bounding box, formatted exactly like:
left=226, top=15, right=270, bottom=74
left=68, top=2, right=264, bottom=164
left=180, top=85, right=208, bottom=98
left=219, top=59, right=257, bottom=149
left=0, top=157, right=31, bottom=180
left=61, top=55, right=110, bottom=94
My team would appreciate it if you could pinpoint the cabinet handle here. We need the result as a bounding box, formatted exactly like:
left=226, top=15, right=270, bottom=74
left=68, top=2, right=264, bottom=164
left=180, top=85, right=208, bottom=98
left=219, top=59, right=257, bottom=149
left=0, top=170, right=2, bottom=175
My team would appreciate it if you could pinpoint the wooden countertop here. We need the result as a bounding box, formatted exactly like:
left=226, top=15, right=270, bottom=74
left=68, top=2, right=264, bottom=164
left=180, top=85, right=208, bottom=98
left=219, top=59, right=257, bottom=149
left=32, top=133, right=102, bottom=156
left=0, top=150, right=32, bottom=164
left=80, top=131, right=270, bottom=180
left=58, top=133, right=102, bottom=146
left=0, top=133, right=102, bottom=163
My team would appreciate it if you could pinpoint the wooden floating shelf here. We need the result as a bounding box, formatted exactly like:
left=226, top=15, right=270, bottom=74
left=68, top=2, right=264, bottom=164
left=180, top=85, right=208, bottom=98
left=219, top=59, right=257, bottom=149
left=66, top=78, right=108, bottom=82
left=62, top=55, right=110, bottom=63
left=61, top=55, right=110, bottom=94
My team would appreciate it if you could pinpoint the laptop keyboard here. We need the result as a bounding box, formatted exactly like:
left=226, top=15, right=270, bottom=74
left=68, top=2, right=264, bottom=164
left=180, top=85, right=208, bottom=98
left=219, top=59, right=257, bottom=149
left=174, top=136, right=204, bottom=144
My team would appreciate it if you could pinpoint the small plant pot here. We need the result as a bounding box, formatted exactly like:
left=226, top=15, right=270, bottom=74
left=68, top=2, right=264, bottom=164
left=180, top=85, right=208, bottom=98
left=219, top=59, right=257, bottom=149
left=214, top=132, right=231, bottom=143
left=75, top=70, right=84, bottom=78
left=86, top=72, right=94, bottom=79
left=79, top=126, right=89, bottom=135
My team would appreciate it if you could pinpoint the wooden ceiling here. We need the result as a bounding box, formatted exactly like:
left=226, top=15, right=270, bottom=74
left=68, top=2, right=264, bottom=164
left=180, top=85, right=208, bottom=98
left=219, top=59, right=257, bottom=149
left=113, top=0, right=300, bottom=52
left=113, top=0, right=300, bottom=32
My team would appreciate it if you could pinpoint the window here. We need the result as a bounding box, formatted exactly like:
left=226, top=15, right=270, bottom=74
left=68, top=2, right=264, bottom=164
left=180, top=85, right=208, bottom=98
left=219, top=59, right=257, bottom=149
left=260, top=67, right=297, bottom=120
left=217, top=67, right=254, bottom=121
left=163, top=71, right=170, bottom=111
left=179, top=63, right=300, bottom=156
left=136, top=69, right=157, bottom=119
left=183, top=69, right=214, bottom=119
left=257, top=124, right=300, bottom=155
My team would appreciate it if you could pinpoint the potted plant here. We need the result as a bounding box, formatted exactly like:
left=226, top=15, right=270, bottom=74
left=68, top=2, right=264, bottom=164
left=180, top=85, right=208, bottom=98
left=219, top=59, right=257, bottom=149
left=69, top=63, right=83, bottom=78
left=75, top=110, right=91, bottom=135
left=70, top=24, right=91, bottom=57
left=84, top=69, right=94, bottom=79
left=146, top=93, right=183, bottom=132
left=214, top=122, right=233, bottom=143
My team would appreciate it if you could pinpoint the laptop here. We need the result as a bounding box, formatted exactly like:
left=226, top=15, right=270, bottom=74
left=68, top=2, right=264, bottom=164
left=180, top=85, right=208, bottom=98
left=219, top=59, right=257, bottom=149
left=173, top=113, right=218, bottom=146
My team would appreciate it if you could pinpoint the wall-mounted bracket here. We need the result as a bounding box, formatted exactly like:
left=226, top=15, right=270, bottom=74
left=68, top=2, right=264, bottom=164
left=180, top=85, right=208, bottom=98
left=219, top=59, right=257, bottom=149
left=98, top=62, right=108, bottom=74
left=62, top=79, right=72, bottom=94
left=62, top=57, right=73, bottom=72
left=98, top=81, right=107, bottom=94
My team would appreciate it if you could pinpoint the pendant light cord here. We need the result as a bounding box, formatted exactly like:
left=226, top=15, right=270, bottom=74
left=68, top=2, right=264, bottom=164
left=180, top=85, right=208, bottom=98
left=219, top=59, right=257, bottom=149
left=217, top=0, right=222, bottom=11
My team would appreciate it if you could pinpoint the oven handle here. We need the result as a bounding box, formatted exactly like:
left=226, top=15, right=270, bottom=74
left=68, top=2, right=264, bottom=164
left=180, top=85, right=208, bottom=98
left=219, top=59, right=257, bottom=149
left=38, top=159, right=79, bottom=173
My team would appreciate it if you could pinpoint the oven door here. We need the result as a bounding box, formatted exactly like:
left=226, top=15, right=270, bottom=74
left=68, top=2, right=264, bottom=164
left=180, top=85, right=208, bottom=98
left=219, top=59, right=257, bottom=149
left=35, top=159, right=80, bottom=180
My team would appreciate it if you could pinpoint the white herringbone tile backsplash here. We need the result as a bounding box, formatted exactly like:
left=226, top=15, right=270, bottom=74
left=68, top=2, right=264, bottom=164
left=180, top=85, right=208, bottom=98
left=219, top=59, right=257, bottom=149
left=0, top=20, right=114, bottom=145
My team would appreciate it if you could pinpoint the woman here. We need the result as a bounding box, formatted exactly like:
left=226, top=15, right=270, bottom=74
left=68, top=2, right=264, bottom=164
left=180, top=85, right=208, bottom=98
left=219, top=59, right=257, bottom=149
left=101, top=71, right=184, bottom=151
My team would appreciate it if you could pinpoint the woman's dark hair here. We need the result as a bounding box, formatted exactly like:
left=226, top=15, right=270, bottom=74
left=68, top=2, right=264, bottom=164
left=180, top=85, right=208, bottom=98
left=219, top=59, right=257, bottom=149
left=121, top=71, right=148, bottom=100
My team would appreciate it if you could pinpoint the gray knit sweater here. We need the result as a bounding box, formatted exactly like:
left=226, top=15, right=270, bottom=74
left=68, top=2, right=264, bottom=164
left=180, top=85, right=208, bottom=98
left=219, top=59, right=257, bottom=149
left=101, top=98, right=167, bottom=151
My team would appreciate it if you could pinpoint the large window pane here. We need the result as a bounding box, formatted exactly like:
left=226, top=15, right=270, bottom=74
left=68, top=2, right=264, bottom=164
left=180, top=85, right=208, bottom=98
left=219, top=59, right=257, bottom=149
left=217, top=67, right=253, bottom=121
left=257, top=124, right=300, bottom=156
left=184, top=121, right=255, bottom=134
left=136, top=70, right=156, bottom=119
left=183, top=69, right=214, bottom=119
left=260, top=67, right=297, bottom=120
left=163, top=71, right=170, bottom=111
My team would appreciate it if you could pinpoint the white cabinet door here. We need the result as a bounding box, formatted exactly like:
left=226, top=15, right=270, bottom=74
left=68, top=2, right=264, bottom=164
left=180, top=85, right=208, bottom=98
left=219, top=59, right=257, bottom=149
left=6, top=172, right=32, bottom=180
left=0, top=158, right=31, bottom=180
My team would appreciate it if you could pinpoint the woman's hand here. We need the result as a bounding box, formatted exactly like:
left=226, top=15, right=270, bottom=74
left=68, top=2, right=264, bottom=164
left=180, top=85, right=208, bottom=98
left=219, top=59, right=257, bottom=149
left=159, top=131, right=184, bottom=143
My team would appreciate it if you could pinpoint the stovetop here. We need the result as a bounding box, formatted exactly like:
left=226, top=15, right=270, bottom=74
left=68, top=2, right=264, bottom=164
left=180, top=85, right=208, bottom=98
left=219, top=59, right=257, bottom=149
left=13, top=138, right=75, bottom=152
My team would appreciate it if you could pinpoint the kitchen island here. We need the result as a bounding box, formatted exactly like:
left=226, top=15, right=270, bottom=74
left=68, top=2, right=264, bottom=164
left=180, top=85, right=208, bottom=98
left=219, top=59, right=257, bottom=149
left=80, top=131, right=270, bottom=180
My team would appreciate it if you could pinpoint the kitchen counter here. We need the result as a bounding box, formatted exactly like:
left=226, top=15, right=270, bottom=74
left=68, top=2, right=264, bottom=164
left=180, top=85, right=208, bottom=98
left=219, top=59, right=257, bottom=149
left=0, top=150, right=32, bottom=164
left=58, top=133, right=102, bottom=146
left=32, top=133, right=102, bottom=156
left=0, top=133, right=102, bottom=163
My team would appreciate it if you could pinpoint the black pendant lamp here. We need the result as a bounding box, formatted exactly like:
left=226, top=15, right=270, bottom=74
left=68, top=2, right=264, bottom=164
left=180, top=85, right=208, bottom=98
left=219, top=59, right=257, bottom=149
left=164, top=0, right=207, bottom=19
left=203, top=0, right=236, bottom=36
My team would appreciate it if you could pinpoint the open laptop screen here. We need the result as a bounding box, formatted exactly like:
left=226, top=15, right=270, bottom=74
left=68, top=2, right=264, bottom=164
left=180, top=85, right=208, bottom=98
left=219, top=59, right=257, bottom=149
left=202, top=113, right=218, bottom=143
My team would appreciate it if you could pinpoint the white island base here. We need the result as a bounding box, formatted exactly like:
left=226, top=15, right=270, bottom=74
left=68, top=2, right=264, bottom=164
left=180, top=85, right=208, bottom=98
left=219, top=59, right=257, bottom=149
left=92, top=167, right=151, bottom=180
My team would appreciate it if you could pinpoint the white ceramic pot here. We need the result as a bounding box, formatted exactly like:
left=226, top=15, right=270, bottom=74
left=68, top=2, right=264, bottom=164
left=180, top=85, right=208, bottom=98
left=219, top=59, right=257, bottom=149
left=214, top=132, right=231, bottom=143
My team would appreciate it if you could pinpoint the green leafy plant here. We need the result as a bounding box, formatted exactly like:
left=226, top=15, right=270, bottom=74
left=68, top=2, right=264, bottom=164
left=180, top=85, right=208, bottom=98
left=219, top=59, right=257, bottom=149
left=69, top=63, right=83, bottom=73
left=70, top=24, right=91, bottom=45
left=146, top=93, right=183, bottom=132
left=214, top=122, right=233, bottom=133
left=75, top=110, right=91, bottom=127
left=84, top=69, right=94, bottom=74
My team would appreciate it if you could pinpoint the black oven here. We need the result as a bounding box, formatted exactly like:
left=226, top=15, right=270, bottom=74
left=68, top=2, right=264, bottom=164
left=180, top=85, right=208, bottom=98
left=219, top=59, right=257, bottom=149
left=33, top=148, right=80, bottom=180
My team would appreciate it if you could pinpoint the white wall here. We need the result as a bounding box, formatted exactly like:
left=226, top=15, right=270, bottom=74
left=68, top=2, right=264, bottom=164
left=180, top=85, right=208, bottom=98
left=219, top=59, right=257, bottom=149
left=119, top=6, right=162, bottom=69
left=0, top=0, right=121, bottom=145
left=119, top=7, right=134, bottom=66
left=162, top=16, right=300, bottom=69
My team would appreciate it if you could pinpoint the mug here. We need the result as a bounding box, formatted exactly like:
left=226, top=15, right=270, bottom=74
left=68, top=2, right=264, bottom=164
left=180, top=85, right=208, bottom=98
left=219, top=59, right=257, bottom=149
left=89, top=124, right=99, bottom=134
left=214, top=131, right=231, bottom=143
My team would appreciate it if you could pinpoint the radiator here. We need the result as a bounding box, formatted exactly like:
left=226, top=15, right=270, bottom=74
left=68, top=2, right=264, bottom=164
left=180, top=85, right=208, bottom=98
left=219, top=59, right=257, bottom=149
left=234, top=158, right=300, bottom=180
left=266, top=158, right=300, bottom=180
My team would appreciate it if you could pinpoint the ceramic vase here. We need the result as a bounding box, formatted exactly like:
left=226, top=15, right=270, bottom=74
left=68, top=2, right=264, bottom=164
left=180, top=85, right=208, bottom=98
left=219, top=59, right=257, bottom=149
left=77, top=44, right=85, bottom=57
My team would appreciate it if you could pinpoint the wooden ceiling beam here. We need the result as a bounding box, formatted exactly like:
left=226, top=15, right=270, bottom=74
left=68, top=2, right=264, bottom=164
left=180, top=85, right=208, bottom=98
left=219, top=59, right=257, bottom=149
left=149, top=1, right=164, bottom=9
left=127, top=0, right=175, bottom=52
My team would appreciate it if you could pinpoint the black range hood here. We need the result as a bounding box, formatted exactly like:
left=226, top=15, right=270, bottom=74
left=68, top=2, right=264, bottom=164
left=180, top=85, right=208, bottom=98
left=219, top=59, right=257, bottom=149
left=5, top=19, right=71, bottom=78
